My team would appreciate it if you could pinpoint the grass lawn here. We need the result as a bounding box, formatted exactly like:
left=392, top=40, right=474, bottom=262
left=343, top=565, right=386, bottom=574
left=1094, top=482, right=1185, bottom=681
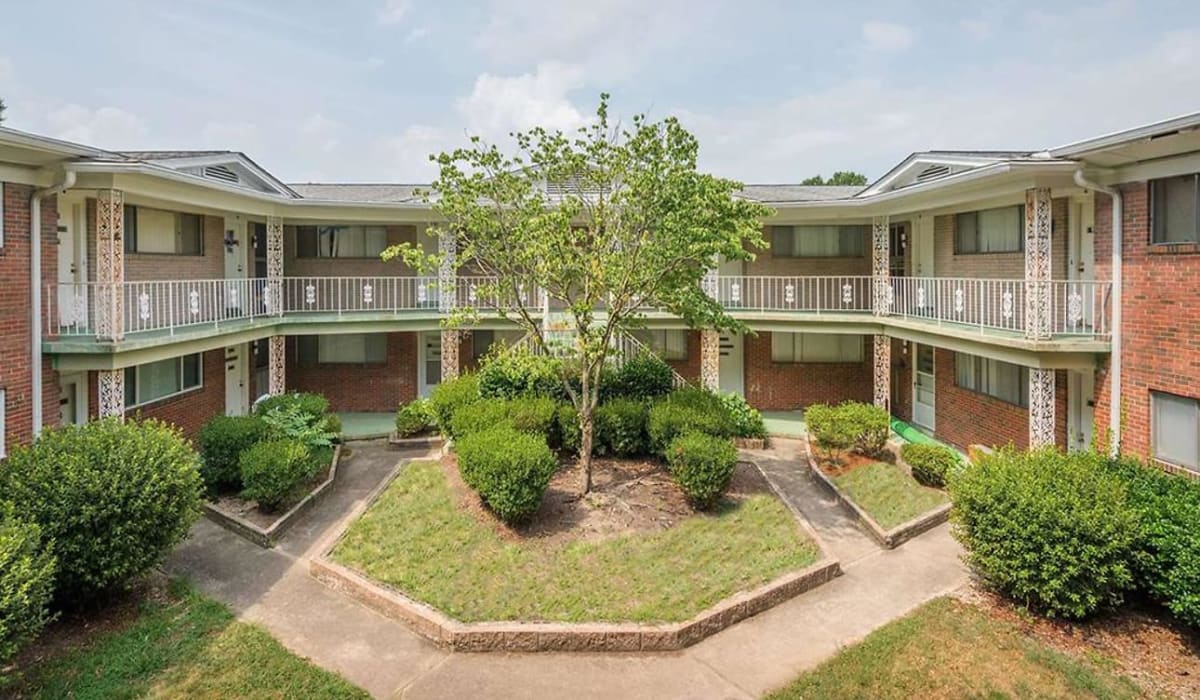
left=6, top=579, right=367, bottom=700
left=831, top=461, right=949, bottom=529
left=769, top=597, right=1145, bottom=700
left=332, top=460, right=819, bottom=623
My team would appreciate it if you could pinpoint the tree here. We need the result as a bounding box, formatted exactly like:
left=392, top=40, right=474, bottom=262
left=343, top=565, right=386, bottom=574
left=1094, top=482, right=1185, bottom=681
left=386, top=94, right=771, bottom=494
left=800, top=171, right=868, bottom=186
left=0, top=98, right=6, bottom=123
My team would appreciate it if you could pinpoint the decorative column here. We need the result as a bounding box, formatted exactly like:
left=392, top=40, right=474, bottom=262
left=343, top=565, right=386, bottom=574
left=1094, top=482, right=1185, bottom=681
left=268, top=336, right=286, bottom=396
left=700, top=329, right=720, bottom=391
left=871, top=215, right=890, bottom=316
left=95, top=190, right=125, bottom=341
left=873, top=335, right=891, bottom=412
left=441, top=330, right=460, bottom=382
left=97, top=368, right=125, bottom=419
left=438, top=231, right=460, bottom=381
left=1024, top=188, right=1053, bottom=340
left=266, top=215, right=286, bottom=395
left=1028, top=368, right=1056, bottom=448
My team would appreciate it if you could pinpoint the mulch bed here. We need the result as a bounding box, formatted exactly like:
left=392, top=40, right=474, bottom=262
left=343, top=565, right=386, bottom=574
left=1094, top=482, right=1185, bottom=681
left=208, top=453, right=340, bottom=529
left=813, top=443, right=898, bottom=478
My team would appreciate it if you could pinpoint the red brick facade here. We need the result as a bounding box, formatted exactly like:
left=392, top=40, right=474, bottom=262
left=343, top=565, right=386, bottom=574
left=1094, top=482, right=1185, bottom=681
left=85, top=349, right=225, bottom=440
left=285, top=332, right=418, bottom=412
left=743, top=332, right=872, bottom=410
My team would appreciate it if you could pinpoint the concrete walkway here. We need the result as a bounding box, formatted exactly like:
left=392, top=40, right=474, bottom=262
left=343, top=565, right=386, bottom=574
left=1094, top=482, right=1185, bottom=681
left=167, top=439, right=968, bottom=699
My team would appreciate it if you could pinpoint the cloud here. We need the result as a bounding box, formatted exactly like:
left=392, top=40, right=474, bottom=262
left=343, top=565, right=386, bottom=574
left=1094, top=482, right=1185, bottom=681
left=456, top=62, right=591, bottom=140
left=861, top=21, right=914, bottom=52
left=44, top=104, right=148, bottom=147
left=382, top=124, right=453, bottom=180
left=377, top=0, right=410, bottom=25
left=299, top=113, right=342, bottom=153
left=0, top=56, right=12, bottom=82
left=959, top=19, right=990, bottom=40
left=201, top=121, right=260, bottom=149
left=405, top=26, right=429, bottom=43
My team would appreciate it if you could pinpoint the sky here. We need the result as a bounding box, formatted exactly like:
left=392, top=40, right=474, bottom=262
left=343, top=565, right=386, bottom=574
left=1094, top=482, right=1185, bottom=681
left=1, top=0, right=1199, bottom=185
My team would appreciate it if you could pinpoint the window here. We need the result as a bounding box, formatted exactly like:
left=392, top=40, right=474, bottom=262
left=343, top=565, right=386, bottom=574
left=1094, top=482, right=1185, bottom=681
left=123, top=205, right=203, bottom=255
left=1152, top=392, right=1199, bottom=472
left=297, top=334, right=387, bottom=364
left=633, top=329, right=688, bottom=360
left=770, top=225, right=866, bottom=257
left=124, top=354, right=202, bottom=407
left=296, top=225, right=389, bottom=258
left=1151, top=174, right=1200, bottom=244
left=770, top=333, right=864, bottom=363
left=470, top=330, right=525, bottom=360
left=954, top=353, right=1028, bottom=407
left=955, top=205, right=1024, bottom=254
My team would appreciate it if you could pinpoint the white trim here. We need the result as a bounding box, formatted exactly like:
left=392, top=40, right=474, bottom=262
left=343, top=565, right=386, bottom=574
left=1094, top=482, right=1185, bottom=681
left=1049, top=112, right=1200, bottom=158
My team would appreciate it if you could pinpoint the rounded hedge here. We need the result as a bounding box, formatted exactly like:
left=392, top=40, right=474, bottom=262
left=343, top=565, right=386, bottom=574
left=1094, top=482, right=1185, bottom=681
left=239, top=439, right=316, bottom=511
left=601, top=354, right=675, bottom=401
left=594, top=398, right=649, bottom=457
left=949, top=448, right=1138, bottom=619
left=666, top=432, right=738, bottom=509
left=0, top=418, right=203, bottom=602
left=647, top=389, right=735, bottom=455
left=197, top=414, right=269, bottom=492
left=806, top=401, right=888, bottom=457
left=456, top=427, right=557, bottom=524
left=449, top=396, right=557, bottom=442
left=428, top=374, right=480, bottom=434
left=901, top=443, right=960, bottom=488
left=0, top=503, right=56, bottom=666
left=395, top=398, right=435, bottom=437
left=477, top=348, right=567, bottom=401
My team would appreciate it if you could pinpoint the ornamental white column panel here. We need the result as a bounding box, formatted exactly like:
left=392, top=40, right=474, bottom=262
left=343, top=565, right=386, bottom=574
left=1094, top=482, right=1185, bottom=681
left=438, top=233, right=456, bottom=313
left=1028, top=368, right=1056, bottom=448
left=1024, top=188, right=1053, bottom=340
left=97, top=369, right=125, bottom=419
left=700, top=329, right=720, bottom=390
left=95, top=190, right=125, bottom=341
left=265, top=215, right=284, bottom=316
left=441, top=329, right=460, bottom=381
left=268, top=335, right=286, bottom=396
left=871, top=215, right=890, bottom=316
left=873, top=334, right=890, bottom=411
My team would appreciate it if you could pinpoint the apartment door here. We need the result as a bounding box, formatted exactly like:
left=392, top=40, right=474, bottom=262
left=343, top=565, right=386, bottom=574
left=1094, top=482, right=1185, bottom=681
left=911, top=214, right=935, bottom=277
left=718, top=333, right=744, bottom=396
left=912, top=343, right=936, bottom=430
left=225, top=345, right=249, bottom=415
left=1069, top=196, right=1097, bottom=327
left=58, top=372, right=87, bottom=425
left=56, top=202, right=86, bottom=328
left=223, top=216, right=247, bottom=316
left=1068, top=370, right=1096, bottom=452
left=419, top=332, right=442, bottom=397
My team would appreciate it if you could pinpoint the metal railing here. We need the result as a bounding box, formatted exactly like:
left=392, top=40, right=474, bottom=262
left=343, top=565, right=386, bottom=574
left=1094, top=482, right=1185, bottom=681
left=708, top=275, right=873, bottom=313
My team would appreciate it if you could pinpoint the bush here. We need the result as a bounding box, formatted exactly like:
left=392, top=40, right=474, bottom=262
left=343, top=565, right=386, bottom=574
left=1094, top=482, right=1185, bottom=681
left=717, top=392, right=767, bottom=439
left=557, top=403, right=582, bottom=454
left=261, top=405, right=337, bottom=451
left=901, top=443, right=960, bottom=488
left=254, top=392, right=329, bottom=423
left=805, top=401, right=889, bottom=457
left=647, top=389, right=735, bottom=455
left=666, top=432, right=738, bottom=509
left=602, top=354, right=675, bottom=401
left=0, top=503, right=56, bottom=666
left=449, top=396, right=557, bottom=443
left=197, top=415, right=268, bottom=492
left=456, top=427, right=558, bottom=524
left=477, top=347, right=566, bottom=401
left=0, top=418, right=203, bottom=601
left=949, top=448, right=1138, bottom=619
left=395, top=398, right=436, bottom=437
left=239, top=439, right=317, bottom=511
left=595, top=398, right=649, bottom=456
left=429, top=374, right=480, bottom=434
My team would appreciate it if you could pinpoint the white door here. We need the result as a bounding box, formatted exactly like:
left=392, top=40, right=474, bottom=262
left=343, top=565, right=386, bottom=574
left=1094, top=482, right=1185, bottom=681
left=58, top=372, right=86, bottom=425
left=1068, top=370, right=1096, bottom=452
left=717, top=333, right=744, bottom=396
left=223, top=216, right=246, bottom=316
left=56, top=203, right=85, bottom=327
left=913, top=344, right=936, bottom=430
left=419, top=332, right=442, bottom=397
left=224, top=345, right=249, bottom=415
left=1069, top=196, right=1097, bottom=327
left=911, top=214, right=935, bottom=277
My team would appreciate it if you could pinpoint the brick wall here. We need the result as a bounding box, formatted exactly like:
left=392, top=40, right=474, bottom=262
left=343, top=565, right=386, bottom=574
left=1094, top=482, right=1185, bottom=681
left=933, top=198, right=1069, bottom=279
left=890, top=338, right=912, bottom=422
left=743, top=226, right=871, bottom=277
left=86, top=200, right=225, bottom=281
left=283, top=225, right=417, bottom=277
left=743, top=332, right=872, bottom=410
left=285, top=332, right=418, bottom=412
left=669, top=330, right=702, bottom=383
left=86, top=349, right=226, bottom=441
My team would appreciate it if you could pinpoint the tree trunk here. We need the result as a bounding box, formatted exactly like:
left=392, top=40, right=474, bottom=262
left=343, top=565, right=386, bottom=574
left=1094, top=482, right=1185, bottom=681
left=578, top=413, right=594, bottom=495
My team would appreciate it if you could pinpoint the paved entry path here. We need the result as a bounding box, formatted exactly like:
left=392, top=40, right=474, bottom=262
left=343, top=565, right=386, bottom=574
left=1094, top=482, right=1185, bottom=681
left=167, top=438, right=968, bottom=699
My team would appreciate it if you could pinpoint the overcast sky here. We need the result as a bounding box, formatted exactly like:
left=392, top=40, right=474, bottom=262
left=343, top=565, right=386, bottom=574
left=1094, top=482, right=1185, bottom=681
left=1, top=0, right=1198, bottom=184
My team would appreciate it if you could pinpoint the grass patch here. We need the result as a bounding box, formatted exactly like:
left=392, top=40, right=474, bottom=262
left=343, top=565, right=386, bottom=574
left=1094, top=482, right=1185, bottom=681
left=7, top=579, right=367, bottom=699
left=332, top=460, right=819, bottom=623
left=831, top=461, right=948, bottom=529
left=768, top=597, right=1145, bottom=700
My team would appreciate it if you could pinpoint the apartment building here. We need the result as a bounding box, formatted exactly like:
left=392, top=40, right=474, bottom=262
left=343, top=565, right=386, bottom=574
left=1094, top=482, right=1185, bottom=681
left=1, top=112, right=1197, bottom=476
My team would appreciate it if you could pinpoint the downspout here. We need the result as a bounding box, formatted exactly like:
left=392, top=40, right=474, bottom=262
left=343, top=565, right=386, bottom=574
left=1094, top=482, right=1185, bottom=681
left=1073, top=169, right=1121, bottom=456
left=30, top=168, right=76, bottom=436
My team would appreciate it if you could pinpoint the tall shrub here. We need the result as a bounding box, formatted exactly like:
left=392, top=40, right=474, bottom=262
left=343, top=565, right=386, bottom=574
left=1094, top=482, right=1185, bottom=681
left=197, top=414, right=268, bottom=492
left=0, top=503, right=56, bottom=666
left=646, top=389, right=736, bottom=455
left=456, top=427, right=557, bottom=524
left=428, top=374, right=480, bottom=434
left=666, top=432, right=738, bottom=509
left=594, top=398, right=649, bottom=456
left=477, top=347, right=567, bottom=400
left=602, top=354, right=675, bottom=401
left=239, top=439, right=317, bottom=511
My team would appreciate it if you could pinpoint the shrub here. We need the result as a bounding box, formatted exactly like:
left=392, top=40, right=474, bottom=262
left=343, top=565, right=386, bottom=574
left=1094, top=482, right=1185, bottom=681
left=456, top=427, right=558, bottom=524
left=321, top=413, right=343, bottom=440
left=949, top=448, right=1138, bottom=619
left=254, top=392, right=329, bottom=423
left=477, top=347, right=566, bottom=401
left=717, top=392, right=767, bottom=439
left=901, top=443, right=960, bottom=488
left=647, top=389, right=736, bottom=455
left=666, top=432, right=739, bottom=509
left=804, top=404, right=852, bottom=455
left=239, top=439, right=316, bottom=511
left=197, top=415, right=268, bottom=492
left=429, top=374, right=480, bottom=434
left=395, top=397, right=436, bottom=437
left=506, top=396, right=559, bottom=439
left=602, top=354, right=675, bottom=401
left=595, top=398, right=649, bottom=456
left=557, top=403, right=582, bottom=454
left=0, top=418, right=203, bottom=601
left=261, top=405, right=337, bottom=451
left=0, top=503, right=56, bottom=666
left=449, top=396, right=557, bottom=442
left=805, top=401, right=889, bottom=457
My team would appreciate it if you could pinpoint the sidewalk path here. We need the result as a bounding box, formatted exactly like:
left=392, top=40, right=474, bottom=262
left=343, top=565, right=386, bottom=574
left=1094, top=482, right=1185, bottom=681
left=167, top=438, right=968, bottom=699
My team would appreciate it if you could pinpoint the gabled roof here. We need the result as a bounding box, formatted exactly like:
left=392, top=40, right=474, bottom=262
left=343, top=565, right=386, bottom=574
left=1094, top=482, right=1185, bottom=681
left=288, top=183, right=425, bottom=203
left=1048, top=111, right=1200, bottom=167
left=858, top=150, right=1050, bottom=197
left=114, top=150, right=299, bottom=197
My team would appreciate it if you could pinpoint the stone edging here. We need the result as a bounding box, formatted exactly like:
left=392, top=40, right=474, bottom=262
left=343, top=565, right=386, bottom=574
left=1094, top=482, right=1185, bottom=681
left=387, top=432, right=444, bottom=449
left=803, top=435, right=951, bottom=549
left=307, top=455, right=842, bottom=652
left=203, top=444, right=343, bottom=548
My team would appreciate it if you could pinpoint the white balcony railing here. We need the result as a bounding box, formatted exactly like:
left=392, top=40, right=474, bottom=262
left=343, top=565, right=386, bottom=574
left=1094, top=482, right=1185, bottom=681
left=46, top=274, right=1111, bottom=341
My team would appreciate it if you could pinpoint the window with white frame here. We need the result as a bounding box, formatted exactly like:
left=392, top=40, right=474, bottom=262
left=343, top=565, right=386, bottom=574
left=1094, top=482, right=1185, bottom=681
left=296, top=225, right=389, bottom=258
left=770, top=225, right=866, bottom=258
left=954, top=205, right=1024, bottom=254
left=124, top=354, right=202, bottom=408
left=297, top=334, right=387, bottom=364
left=954, top=353, right=1028, bottom=407
left=770, top=333, right=863, bottom=363
left=1151, top=173, right=1200, bottom=244
left=123, top=205, right=203, bottom=255
left=1151, top=391, right=1199, bottom=472
left=633, top=329, right=689, bottom=360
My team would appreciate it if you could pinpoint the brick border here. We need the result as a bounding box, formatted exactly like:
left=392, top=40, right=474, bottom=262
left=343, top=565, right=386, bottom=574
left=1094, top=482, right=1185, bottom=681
left=803, top=436, right=950, bottom=549
left=203, top=444, right=343, bottom=548
left=387, top=432, right=444, bottom=450
left=308, top=455, right=842, bottom=652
